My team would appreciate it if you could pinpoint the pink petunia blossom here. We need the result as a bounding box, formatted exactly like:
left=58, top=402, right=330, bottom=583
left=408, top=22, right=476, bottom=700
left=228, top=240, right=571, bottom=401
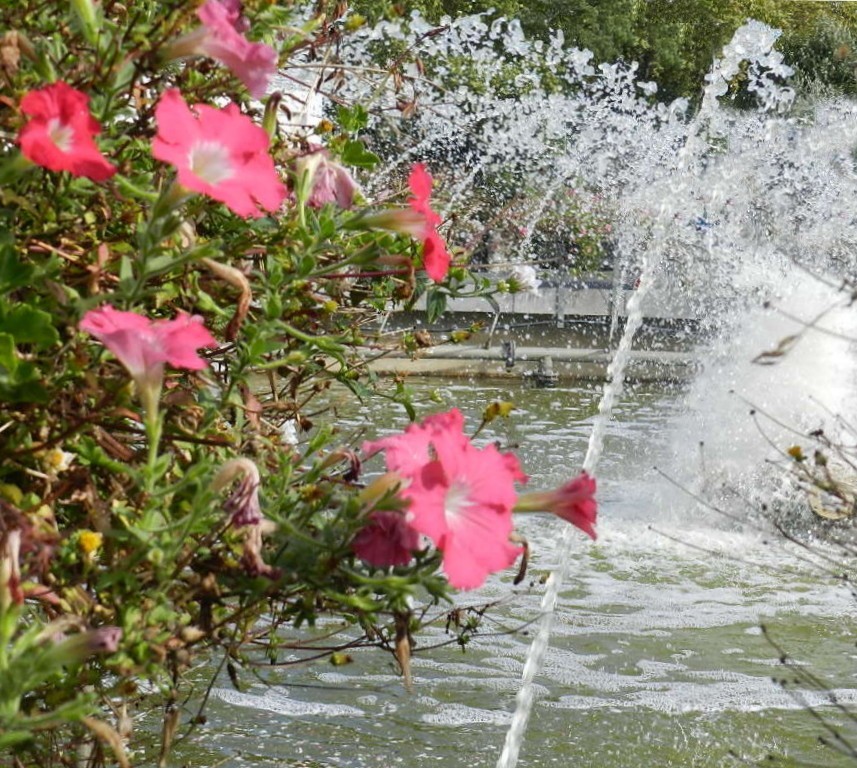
left=79, top=305, right=217, bottom=410
left=514, top=471, right=598, bottom=540
left=363, top=409, right=463, bottom=477
left=165, top=0, right=277, bottom=98
left=407, top=164, right=451, bottom=282
left=293, top=145, right=359, bottom=209
left=363, top=408, right=527, bottom=589
left=18, top=82, right=116, bottom=182
left=353, top=510, right=420, bottom=567
left=357, top=164, right=452, bottom=281
left=152, top=89, right=286, bottom=218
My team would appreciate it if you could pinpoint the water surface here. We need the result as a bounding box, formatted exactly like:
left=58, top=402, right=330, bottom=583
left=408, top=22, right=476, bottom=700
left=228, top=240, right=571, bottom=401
left=175, top=379, right=857, bottom=767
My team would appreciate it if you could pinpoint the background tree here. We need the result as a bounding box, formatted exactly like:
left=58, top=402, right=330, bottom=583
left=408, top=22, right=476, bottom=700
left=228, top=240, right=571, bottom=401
left=351, top=0, right=857, bottom=102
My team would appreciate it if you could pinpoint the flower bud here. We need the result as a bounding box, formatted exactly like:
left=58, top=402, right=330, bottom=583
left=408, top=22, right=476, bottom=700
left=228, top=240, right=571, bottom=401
left=514, top=471, right=597, bottom=540
left=214, top=458, right=262, bottom=527
left=0, top=528, right=23, bottom=612
left=43, top=626, right=123, bottom=665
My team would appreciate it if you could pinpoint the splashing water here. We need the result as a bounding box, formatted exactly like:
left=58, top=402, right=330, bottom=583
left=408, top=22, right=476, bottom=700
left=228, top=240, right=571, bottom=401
left=494, top=21, right=806, bottom=768
left=302, top=10, right=857, bottom=765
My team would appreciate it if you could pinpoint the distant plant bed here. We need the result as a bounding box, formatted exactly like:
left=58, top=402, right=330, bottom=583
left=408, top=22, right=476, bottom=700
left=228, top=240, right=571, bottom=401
left=0, top=1, right=597, bottom=765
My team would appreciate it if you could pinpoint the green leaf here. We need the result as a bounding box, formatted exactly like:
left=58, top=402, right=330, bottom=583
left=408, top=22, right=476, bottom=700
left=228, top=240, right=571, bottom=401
left=0, top=244, right=35, bottom=295
left=0, top=332, right=48, bottom=403
left=341, top=140, right=380, bottom=169
left=425, top=289, right=447, bottom=324
left=0, top=731, right=33, bottom=749
left=307, top=424, right=333, bottom=455
left=336, top=104, right=369, bottom=132
left=0, top=305, right=59, bottom=348
left=393, top=380, right=416, bottom=421
left=119, top=255, right=133, bottom=283
left=297, top=254, right=316, bottom=277
left=144, top=253, right=177, bottom=276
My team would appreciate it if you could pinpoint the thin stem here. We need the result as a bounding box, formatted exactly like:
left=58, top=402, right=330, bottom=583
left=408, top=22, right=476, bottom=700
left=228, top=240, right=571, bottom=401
left=138, top=379, right=163, bottom=499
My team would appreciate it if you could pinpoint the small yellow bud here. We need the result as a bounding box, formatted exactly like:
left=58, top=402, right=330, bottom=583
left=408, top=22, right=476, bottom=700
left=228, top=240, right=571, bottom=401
left=344, top=14, right=365, bottom=31
left=180, top=626, right=207, bottom=644
left=78, top=530, right=103, bottom=556
left=483, top=401, right=516, bottom=423
left=0, top=483, right=23, bottom=506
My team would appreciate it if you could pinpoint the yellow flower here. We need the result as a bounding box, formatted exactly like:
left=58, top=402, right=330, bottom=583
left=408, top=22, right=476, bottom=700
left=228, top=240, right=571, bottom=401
left=78, top=530, right=103, bottom=557
left=41, top=447, right=74, bottom=474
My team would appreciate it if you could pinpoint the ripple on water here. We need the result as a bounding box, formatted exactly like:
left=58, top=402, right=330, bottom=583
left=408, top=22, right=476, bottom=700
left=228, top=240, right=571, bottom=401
left=548, top=681, right=857, bottom=715
left=421, top=703, right=513, bottom=726
left=213, top=687, right=365, bottom=718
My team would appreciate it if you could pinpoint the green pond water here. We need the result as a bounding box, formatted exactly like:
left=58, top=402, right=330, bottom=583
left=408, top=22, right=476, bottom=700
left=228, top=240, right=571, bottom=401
left=166, top=378, right=857, bottom=768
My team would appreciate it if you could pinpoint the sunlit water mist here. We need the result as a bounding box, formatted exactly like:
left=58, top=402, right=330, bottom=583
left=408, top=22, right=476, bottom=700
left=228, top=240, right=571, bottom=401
left=654, top=266, right=857, bottom=533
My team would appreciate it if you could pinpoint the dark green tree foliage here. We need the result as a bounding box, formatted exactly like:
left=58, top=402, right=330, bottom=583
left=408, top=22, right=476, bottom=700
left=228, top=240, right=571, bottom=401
left=354, top=0, right=857, bottom=101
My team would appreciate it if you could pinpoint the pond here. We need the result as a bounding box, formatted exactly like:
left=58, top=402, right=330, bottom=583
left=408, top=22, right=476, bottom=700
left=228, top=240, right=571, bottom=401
left=165, top=376, right=857, bottom=767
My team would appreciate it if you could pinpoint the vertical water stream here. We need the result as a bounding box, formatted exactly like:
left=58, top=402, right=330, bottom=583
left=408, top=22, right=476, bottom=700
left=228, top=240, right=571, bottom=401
left=496, top=22, right=798, bottom=765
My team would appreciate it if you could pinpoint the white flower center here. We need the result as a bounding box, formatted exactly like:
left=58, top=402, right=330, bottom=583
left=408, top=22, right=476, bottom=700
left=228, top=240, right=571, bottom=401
left=47, top=118, right=74, bottom=153
left=188, top=140, right=234, bottom=185
left=444, top=479, right=473, bottom=523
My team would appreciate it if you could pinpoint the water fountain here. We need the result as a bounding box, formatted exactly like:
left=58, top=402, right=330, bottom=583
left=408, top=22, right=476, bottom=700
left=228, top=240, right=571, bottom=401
left=194, top=13, right=857, bottom=768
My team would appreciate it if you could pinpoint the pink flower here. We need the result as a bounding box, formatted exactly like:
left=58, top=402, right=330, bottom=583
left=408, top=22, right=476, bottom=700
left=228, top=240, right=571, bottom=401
left=18, top=82, right=116, bottom=182
left=356, top=165, right=452, bottom=281
left=152, top=89, right=286, bottom=218
left=82, top=626, right=123, bottom=655
left=514, top=471, right=598, bottom=540
left=293, top=146, right=359, bottom=209
left=353, top=511, right=420, bottom=567
left=364, top=409, right=527, bottom=589
left=363, top=409, right=461, bottom=477
left=166, top=0, right=277, bottom=98
left=408, top=164, right=451, bottom=282
left=79, top=305, right=217, bottom=410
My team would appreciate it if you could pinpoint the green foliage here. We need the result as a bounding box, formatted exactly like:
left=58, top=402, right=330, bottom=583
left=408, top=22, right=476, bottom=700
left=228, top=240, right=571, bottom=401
left=0, top=1, right=507, bottom=764
left=357, top=0, right=857, bottom=102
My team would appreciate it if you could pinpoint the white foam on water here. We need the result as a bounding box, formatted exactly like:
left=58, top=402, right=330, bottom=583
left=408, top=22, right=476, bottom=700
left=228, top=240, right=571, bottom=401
left=421, top=704, right=513, bottom=726
left=213, top=687, right=365, bottom=718
left=548, top=684, right=857, bottom=714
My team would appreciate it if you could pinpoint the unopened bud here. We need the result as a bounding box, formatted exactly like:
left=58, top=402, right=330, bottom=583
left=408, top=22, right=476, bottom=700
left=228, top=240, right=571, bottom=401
left=43, top=626, right=123, bottom=665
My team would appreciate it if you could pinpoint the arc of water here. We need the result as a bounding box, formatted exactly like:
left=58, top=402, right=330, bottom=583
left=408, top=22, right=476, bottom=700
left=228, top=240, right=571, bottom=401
left=496, top=22, right=794, bottom=766
left=513, top=178, right=564, bottom=263
left=495, top=101, right=695, bottom=768
left=495, top=240, right=663, bottom=768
